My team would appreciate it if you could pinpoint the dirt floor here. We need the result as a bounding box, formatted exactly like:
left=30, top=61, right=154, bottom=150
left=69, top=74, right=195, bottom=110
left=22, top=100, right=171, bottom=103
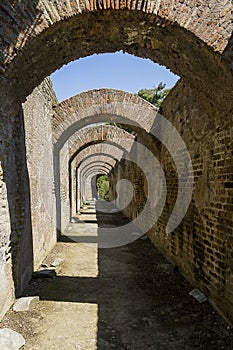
left=1, top=201, right=233, bottom=349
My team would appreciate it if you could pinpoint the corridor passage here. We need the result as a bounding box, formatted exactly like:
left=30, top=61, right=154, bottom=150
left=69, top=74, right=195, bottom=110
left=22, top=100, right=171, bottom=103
left=1, top=201, right=232, bottom=349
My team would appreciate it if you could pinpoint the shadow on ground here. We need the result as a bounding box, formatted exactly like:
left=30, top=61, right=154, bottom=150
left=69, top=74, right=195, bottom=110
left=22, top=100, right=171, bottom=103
left=1, top=200, right=233, bottom=349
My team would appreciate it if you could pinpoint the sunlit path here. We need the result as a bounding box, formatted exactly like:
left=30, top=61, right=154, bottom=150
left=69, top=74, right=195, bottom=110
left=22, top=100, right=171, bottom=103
left=1, top=201, right=232, bottom=349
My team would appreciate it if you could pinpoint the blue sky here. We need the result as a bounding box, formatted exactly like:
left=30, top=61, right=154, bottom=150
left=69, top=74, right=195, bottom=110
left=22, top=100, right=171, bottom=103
left=51, top=51, right=179, bottom=102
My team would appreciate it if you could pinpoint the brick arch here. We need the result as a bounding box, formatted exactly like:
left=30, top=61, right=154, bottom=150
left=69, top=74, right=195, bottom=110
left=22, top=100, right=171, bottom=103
left=59, top=123, right=134, bottom=219
left=77, top=157, right=114, bottom=202
left=82, top=167, right=109, bottom=189
left=67, top=123, right=135, bottom=159
left=69, top=139, right=134, bottom=169
left=80, top=169, right=108, bottom=202
left=58, top=123, right=134, bottom=221
left=78, top=157, right=116, bottom=173
left=70, top=144, right=131, bottom=216
left=85, top=169, right=108, bottom=178
left=81, top=162, right=113, bottom=177
left=66, top=124, right=134, bottom=215
left=56, top=90, right=194, bottom=244
left=88, top=170, right=106, bottom=176
left=82, top=163, right=112, bottom=178
left=53, top=89, right=156, bottom=150
left=82, top=165, right=111, bottom=178
left=75, top=152, right=119, bottom=168
left=1, top=1, right=233, bottom=110
left=70, top=143, right=131, bottom=183
left=85, top=172, right=108, bottom=189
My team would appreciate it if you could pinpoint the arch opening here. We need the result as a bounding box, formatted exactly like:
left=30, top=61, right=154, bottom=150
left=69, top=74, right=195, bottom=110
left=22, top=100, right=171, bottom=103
left=0, top=2, right=232, bottom=325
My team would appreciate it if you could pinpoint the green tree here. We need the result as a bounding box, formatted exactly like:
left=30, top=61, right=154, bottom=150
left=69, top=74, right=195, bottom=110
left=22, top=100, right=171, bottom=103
left=138, top=82, right=170, bottom=107
left=97, top=175, right=110, bottom=201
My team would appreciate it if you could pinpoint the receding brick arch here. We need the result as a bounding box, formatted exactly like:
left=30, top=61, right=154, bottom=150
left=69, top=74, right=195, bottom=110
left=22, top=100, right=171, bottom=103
left=56, top=120, right=134, bottom=221
left=76, top=152, right=118, bottom=168
left=63, top=123, right=134, bottom=215
left=70, top=144, right=131, bottom=215
left=55, top=89, right=193, bottom=249
left=88, top=170, right=107, bottom=177
left=84, top=170, right=108, bottom=201
left=67, top=123, right=135, bottom=158
left=82, top=168, right=109, bottom=200
left=83, top=169, right=108, bottom=181
left=53, top=89, right=157, bottom=151
left=54, top=89, right=193, bottom=238
left=1, top=1, right=233, bottom=111
left=69, top=139, right=134, bottom=168
left=57, top=123, right=134, bottom=219
left=82, top=165, right=111, bottom=178
left=81, top=163, right=113, bottom=177
left=85, top=169, right=108, bottom=179
left=83, top=164, right=110, bottom=179
left=58, top=122, right=135, bottom=231
left=78, top=169, right=108, bottom=203
left=79, top=158, right=116, bottom=174
left=78, top=157, right=114, bottom=202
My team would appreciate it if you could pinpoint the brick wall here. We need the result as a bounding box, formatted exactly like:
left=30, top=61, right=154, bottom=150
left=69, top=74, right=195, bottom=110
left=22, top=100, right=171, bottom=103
left=23, top=78, right=57, bottom=269
left=110, top=80, right=233, bottom=324
left=0, top=1, right=232, bottom=323
left=0, top=105, right=34, bottom=318
left=0, top=126, right=14, bottom=319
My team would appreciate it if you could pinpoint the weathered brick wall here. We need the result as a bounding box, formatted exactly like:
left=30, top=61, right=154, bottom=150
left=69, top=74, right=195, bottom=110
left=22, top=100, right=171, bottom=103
left=156, top=80, right=233, bottom=323
left=23, top=77, right=57, bottom=269
left=0, top=145, right=14, bottom=320
left=110, top=80, right=233, bottom=324
left=0, top=77, right=57, bottom=320
left=71, top=143, right=127, bottom=215
left=0, top=0, right=232, bottom=324
left=59, top=142, right=70, bottom=233
left=0, top=106, right=34, bottom=318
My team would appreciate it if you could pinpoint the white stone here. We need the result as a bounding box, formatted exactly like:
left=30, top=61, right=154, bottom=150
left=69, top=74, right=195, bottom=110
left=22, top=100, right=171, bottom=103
left=13, top=297, right=39, bottom=312
left=0, top=328, right=25, bottom=350
left=50, top=257, right=63, bottom=267
left=189, top=288, right=208, bottom=303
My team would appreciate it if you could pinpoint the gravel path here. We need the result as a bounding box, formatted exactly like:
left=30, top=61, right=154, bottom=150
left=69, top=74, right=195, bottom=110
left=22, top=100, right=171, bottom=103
left=0, top=201, right=233, bottom=349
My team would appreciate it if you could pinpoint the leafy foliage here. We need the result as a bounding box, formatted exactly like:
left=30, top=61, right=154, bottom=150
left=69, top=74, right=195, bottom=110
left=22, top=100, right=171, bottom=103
left=97, top=175, right=110, bottom=201
left=105, top=82, right=170, bottom=134
left=138, top=82, right=170, bottom=107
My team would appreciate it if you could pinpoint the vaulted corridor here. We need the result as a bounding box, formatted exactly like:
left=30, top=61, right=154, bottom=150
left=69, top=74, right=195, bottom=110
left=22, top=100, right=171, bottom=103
left=0, top=2, right=233, bottom=347
left=1, top=200, right=232, bottom=349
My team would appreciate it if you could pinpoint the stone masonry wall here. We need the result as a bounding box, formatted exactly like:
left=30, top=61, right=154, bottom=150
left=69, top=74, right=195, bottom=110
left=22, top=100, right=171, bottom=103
left=110, top=80, right=233, bottom=324
left=0, top=141, right=14, bottom=320
left=23, top=77, right=57, bottom=269
left=0, top=0, right=232, bottom=324
left=0, top=105, right=34, bottom=318
left=59, top=142, right=70, bottom=233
